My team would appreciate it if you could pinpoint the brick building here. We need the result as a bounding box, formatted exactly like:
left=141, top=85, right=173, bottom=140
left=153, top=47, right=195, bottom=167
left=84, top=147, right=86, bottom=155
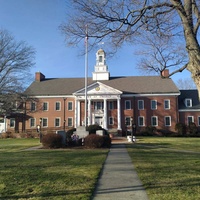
left=3, top=49, right=200, bottom=135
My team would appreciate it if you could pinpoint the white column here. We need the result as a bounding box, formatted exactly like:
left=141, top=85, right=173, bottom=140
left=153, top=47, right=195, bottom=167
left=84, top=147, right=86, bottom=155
left=117, top=98, right=121, bottom=130
left=88, top=99, right=91, bottom=126
left=75, top=99, right=77, bottom=128
left=104, top=98, right=107, bottom=129
left=77, top=100, right=81, bottom=127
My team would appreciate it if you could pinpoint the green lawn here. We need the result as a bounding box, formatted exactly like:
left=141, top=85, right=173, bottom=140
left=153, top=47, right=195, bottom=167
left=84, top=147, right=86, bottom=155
left=0, top=138, right=108, bottom=200
left=127, top=137, right=200, bottom=200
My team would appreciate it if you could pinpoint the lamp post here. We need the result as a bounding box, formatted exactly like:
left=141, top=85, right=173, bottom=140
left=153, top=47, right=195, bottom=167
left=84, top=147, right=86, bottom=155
left=131, top=118, right=136, bottom=143
left=63, top=98, right=66, bottom=132
left=39, top=118, right=42, bottom=143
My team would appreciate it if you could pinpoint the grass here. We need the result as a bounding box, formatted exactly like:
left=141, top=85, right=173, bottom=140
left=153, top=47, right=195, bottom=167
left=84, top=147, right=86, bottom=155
left=0, top=138, right=108, bottom=200
left=127, top=137, right=200, bottom=200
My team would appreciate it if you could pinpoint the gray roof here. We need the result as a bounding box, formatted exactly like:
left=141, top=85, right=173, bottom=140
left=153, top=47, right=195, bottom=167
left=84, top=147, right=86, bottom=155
left=24, top=76, right=180, bottom=96
left=178, top=90, right=200, bottom=110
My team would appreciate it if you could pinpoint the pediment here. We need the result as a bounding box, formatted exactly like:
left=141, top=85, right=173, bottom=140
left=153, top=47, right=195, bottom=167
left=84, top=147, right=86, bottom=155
left=73, top=82, right=122, bottom=96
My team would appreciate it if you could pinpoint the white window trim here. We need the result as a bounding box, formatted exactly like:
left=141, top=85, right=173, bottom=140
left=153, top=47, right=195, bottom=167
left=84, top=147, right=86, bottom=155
left=31, top=102, right=36, bottom=111
left=164, top=116, right=171, bottom=126
left=151, top=100, right=157, bottom=110
left=10, top=118, right=15, bottom=128
left=68, top=117, right=73, bottom=127
left=30, top=118, right=36, bottom=128
left=151, top=116, right=158, bottom=126
left=55, top=117, right=61, bottom=127
left=187, top=116, right=194, bottom=125
left=42, top=118, right=48, bottom=127
left=55, top=101, right=61, bottom=111
left=138, top=100, right=144, bottom=110
left=68, top=101, right=73, bottom=111
left=164, top=99, right=170, bottom=110
left=185, top=98, right=192, bottom=107
left=198, top=116, right=200, bottom=126
left=125, top=116, right=131, bottom=126
left=138, top=116, right=145, bottom=127
left=43, top=102, right=49, bottom=111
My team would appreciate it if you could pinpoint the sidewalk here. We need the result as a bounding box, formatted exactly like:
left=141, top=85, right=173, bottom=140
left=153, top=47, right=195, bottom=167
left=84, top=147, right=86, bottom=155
left=92, top=144, right=149, bottom=200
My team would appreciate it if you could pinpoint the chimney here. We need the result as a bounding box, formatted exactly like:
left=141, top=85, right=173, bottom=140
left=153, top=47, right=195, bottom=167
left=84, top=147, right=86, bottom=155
left=35, top=72, right=45, bottom=82
left=161, top=69, right=169, bottom=78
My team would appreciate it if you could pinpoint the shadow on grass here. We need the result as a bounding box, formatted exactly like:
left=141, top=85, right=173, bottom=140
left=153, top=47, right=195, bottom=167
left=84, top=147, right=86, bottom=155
left=0, top=188, right=92, bottom=199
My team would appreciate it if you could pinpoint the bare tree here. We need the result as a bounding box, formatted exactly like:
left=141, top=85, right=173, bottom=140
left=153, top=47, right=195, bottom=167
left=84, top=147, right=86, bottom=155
left=60, top=0, right=200, bottom=94
left=0, top=29, right=35, bottom=115
left=176, top=78, right=197, bottom=89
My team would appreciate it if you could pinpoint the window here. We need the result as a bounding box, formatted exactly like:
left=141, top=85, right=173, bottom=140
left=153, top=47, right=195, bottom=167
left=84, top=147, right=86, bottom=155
left=68, top=117, right=73, bottom=127
left=125, top=117, right=131, bottom=126
left=138, top=116, right=145, bottom=126
left=151, top=100, right=157, bottom=110
left=31, top=102, right=36, bottom=111
left=187, top=116, right=194, bottom=125
left=43, top=102, right=48, bottom=111
left=42, top=118, right=48, bottom=127
left=138, top=100, right=144, bottom=110
left=165, top=116, right=171, bottom=126
left=30, top=118, right=35, bottom=127
left=55, top=118, right=60, bottom=127
left=185, top=99, right=192, bottom=107
left=109, top=101, right=114, bottom=110
left=198, top=117, right=200, bottom=126
left=109, top=117, right=114, bottom=125
left=94, top=101, right=103, bottom=110
left=125, top=100, right=131, bottom=110
left=10, top=118, right=15, bottom=128
left=99, top=55, right=103, bottom=62
left=55, top=102, right=60, bottom=111
left=68, top=102, right=73, bottom=111
left=151, top=116, right=158, bottom=126
left=164, top=99, right=170, bottom=109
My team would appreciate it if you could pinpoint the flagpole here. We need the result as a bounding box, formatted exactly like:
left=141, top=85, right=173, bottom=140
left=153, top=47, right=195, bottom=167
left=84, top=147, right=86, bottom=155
left=84, top=25, right=88, bottom=128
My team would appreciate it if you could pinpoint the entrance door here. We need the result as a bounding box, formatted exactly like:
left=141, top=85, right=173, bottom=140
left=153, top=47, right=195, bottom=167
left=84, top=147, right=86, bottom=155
left=95, top=116, right=103, bottom=126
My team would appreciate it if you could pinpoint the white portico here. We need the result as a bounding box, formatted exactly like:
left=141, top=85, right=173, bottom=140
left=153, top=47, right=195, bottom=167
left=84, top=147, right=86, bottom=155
left=74, top=48, right=122, bottom=130
left=74, top=82, right=122, bottom=130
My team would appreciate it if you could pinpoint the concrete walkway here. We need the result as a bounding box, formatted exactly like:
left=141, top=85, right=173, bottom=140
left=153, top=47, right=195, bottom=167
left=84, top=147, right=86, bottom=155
left=92, top=144, right=149, bottom=200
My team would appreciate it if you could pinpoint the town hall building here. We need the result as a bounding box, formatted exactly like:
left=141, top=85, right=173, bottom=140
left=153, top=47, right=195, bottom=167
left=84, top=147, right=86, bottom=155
left=3, top=49, right=200, bottom=135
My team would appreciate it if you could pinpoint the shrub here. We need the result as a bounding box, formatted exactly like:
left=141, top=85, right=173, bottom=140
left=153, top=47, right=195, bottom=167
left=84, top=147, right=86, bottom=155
left=175, top=123, right=187, bottom=136
left=141, top=126, right=156, bottom=136
left=66, top=128, right=77, bottom=146
left=102, top=135, right=111, bottom=148
left=84, top=134, right=104, bottom=148
left=86, top=124, right=102, bottom=134
left=187, top=122, right=198, bottom=136
left=42, top=133, right=63, bottom=148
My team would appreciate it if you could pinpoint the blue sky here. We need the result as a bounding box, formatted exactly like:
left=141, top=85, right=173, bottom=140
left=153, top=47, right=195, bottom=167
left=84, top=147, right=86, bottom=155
left=0, top=0, right=191, bottom=85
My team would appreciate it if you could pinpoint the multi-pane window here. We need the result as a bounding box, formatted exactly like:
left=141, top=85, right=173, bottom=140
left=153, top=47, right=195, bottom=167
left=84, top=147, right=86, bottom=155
left=55, top=102, right=60, bottom=111
left=10, top=118, right=15, bottom=128
left=68, top=102, right=73, bottom=111
left=94, top=101, right=104, bottom=110
left=125, top=100, right=131, bottom=110
left=55, top=118, right=60, bottom=127
left=68, top=117, right=73, bottom=127
left=125, top=117, right=131, bottom=126
left=138, top=100, right=144, bottom=110
left=43, top=102, right=48, bottom=111
left=109, top=101, right=114, bottom=110
left=151, top=100, right=157, bottom=110
left=151, top=116, right=158, bottom=126
left=109, top=117, right=114, bottom=125
left=30, top=118, right=35, bottom=127
left=31, top=102, right=36, bottom=111
left=185, top=99, right=192, bottom=107
left=42, top=118, right=48, bottom=127
left=187, top=116, right=194, bottom=125
left=165, top=116, right=171, bottom=126
left=164, top=99, right=170, bottom=109
left=138, top=116, right=145, bottom=126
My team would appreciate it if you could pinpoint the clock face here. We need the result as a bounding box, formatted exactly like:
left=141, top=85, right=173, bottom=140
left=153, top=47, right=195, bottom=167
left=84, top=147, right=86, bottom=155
left=95, top=87, right=100, bottom=91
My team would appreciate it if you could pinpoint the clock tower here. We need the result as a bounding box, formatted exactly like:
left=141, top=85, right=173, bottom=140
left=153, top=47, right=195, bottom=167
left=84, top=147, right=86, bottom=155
left=92, top=49, right=110, bottom=81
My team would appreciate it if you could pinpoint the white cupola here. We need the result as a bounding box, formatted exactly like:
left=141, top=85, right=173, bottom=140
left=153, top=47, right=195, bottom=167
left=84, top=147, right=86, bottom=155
left=92, top=49, right=110, bottom=81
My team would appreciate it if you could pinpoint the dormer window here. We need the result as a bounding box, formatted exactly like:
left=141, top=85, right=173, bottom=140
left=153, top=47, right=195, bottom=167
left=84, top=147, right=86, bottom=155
left=185, top=98, right=192, bottom=107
